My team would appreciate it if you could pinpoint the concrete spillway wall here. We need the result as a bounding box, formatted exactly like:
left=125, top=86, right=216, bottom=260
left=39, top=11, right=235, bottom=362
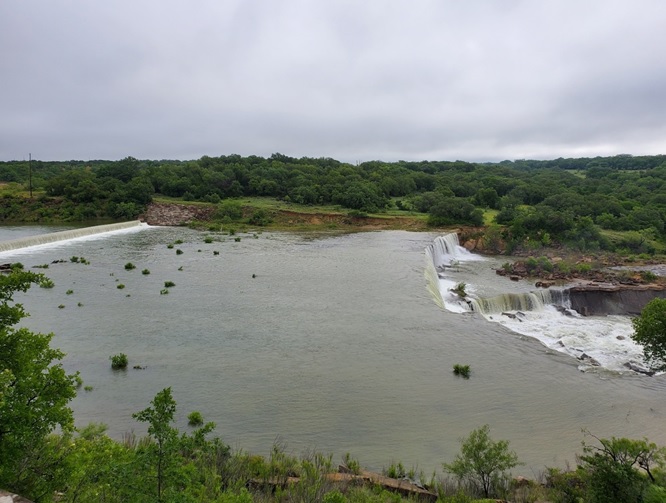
left=567, top=284, right=666, bottom=316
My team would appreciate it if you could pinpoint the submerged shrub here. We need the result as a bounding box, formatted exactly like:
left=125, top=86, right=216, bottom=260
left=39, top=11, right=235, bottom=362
left=164, top=281, right=176, bottom=288
left=188, top=411, right=204, bottom=426
left=124, top=262, right=136, bottom=270
left=117, top=284, right=125, bottom=289
left=176, top=249, right=183, bottom=255
left=160, top=288, right=169, bottom=295
left=142, top=269, right=150, bottom=275
left=110, top=353, right=128, bottom=370
left=39, top=277, right=55, bottom=288
left=453, top=364, right=471, bottom=378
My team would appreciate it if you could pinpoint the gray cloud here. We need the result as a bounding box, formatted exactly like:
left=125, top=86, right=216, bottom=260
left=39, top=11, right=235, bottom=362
left=1, top=0, right=665, bottom=162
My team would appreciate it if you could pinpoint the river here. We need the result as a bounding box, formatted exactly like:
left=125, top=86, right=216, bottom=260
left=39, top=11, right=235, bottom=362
left=1, top=224, right=664, bottom=476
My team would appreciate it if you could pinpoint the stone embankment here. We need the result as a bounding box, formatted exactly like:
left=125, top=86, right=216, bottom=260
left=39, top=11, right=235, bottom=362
left=567, top=283, right=666, bottom=316
left=140, top=202, right=216, bottom=226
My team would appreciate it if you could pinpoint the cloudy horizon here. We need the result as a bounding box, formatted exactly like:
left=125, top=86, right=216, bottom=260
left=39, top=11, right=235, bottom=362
left=1, top=1, right=665, bottom=163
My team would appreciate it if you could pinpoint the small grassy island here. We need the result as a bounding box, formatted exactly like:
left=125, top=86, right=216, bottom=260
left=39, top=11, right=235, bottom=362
left=2, top=154, right=666, bottom=501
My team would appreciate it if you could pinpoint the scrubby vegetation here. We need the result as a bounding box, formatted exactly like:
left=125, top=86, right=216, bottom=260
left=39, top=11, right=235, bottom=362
left=453, top=364, right=471, bottom=378
left=110, top=353, right=128, bottom=370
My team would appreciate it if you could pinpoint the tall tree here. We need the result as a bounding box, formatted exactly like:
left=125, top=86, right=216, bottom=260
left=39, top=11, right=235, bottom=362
left=632, top=298, right=666, bottom=371
left=0, top=270, right=78, bottom=498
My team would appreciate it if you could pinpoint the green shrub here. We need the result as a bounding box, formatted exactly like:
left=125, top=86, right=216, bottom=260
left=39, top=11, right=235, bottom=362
left=204, top=236, right=214, bottom=244
left=641, top=270, right=658, bottom=282
left=555, top=261, right=571, bottom=274
left=66, top=289, right=74, bottom=295
left=234, top=237, right=241, bottom=242
left=142, top=269, right=150, bottom=275
left=323, top=489, right=347, bottom=503
left=451, top=282, right=467, bottom=297
left=117, top=284, right=125, bottom=289
left=537, top=256, right=553, bottom=272
left=188, top=411, right=204, bottom=426
left=10, top=262, right=24, bottom=270
left=176, top=249, right=183, bottom=255
left=443, top=424, right=521, bottom=498
left=110, top=353, right=128, bottom=370
left=167, top=243, right=174, bottom=249
left=174, top=239, right=184, bottom=244
left=342, top=453, right=361, bottom=475
left=544, top=467, right=586, bottom=503
left=453, top=364, right=471, bottom=378
left=384, top=461, right=406, bottom=479
left=525, top=257, right=538, bottom=272
left=39, top=277, right=55, bottom=288
left=164, top=281, right=176, bottom=288
left=84, top=385, right=93, bottom=392
left=70, top=256, right=80, bottom=263
left=124, top=262, right=136, bottom=270
left=58, top=304, right=65, bottom=309
left=248, top=209, right=271, bottom=226
left=576, top=263, right=592, bottom=273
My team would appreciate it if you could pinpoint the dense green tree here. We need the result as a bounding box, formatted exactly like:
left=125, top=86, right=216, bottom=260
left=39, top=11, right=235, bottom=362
left=631, top=298, right=666, bottom=370
left=578, top=433, right=664, bottom=503
left=0, top=271, right=78, bottom=499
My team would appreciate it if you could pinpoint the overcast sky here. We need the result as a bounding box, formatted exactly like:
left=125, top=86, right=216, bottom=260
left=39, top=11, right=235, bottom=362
left=1, top=1, right=665, bottom=163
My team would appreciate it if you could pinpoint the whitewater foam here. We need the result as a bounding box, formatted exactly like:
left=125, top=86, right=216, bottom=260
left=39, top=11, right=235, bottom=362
left=425, top=232, right=651, bottom=374
left=0, top=221, right=150, bottom=258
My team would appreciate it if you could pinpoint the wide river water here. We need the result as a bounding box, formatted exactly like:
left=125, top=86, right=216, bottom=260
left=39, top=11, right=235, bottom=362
left=1, top=224, right=665, bottom=476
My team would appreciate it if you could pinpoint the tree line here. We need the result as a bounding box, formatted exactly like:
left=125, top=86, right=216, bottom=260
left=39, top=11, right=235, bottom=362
left=2, top=153, right=666, bottom=253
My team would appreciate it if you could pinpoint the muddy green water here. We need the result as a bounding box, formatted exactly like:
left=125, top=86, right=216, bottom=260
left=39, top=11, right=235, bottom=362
left=2, top=227, right=665, bottom=475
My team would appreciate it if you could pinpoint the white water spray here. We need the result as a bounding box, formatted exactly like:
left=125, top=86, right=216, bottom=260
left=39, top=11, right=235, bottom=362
left=424, top=233, right=651, bottom=374
left=0, top=221, right=148, bottom=256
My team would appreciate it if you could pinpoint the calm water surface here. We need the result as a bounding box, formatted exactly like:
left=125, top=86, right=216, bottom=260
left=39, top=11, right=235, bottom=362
left=2, top=226, right=665, bottom=475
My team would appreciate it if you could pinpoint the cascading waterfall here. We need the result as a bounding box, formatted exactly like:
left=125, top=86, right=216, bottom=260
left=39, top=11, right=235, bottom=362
left=424, top=233, right=647, bottom=373
left=424, top=247, right=445, bottom=309
left=426, top=233, right=474, bottom=270
left=469, top=288, right=571, bottom=315
left=0, top=220, right=146, bottom=254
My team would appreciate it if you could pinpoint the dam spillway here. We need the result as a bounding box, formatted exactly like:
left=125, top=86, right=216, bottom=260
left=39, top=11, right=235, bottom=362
left=0, top=220, right=146, bottom=254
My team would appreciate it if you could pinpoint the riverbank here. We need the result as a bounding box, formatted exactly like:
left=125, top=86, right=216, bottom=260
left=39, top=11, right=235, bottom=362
left=141, top=200, right=431, bottom=231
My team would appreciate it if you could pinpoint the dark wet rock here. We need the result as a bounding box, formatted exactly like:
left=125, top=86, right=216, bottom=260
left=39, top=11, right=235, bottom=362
left=624, top=361, right=655, bottom=376
left=555, top=305, right=575, bottom=316
left=579, top=353, right=601, bottom=366
left=501, top=312, right=522, bottom=322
